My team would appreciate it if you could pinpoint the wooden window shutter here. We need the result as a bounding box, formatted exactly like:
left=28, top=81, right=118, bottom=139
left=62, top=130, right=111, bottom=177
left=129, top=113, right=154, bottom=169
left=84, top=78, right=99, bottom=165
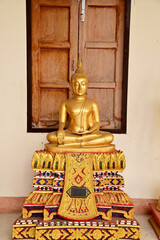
left=27, top=0, right=131, bottom=133
left=31, top=0, right=78, bottom=129
left=79, top=0, right=125, bottom=130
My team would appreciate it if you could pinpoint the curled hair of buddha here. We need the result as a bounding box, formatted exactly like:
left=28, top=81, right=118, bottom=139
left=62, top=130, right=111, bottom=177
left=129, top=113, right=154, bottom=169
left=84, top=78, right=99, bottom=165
left=71, top=58, right=88, bottom=83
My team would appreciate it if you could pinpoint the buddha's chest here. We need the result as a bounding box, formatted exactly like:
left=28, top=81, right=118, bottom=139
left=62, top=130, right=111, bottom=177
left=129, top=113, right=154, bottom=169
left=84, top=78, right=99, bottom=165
left=67, top=101, right=92, bottom=119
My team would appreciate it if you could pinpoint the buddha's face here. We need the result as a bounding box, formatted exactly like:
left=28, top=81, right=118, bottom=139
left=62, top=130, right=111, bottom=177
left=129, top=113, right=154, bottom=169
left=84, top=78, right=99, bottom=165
left=71, top=78, right=88, bottom=96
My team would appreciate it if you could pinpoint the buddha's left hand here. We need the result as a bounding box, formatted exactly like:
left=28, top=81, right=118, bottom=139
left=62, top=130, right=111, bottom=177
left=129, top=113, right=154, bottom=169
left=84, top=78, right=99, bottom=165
left=88, top=122, right=100, bottom=133
left=57, top=130, right=65, bottom=144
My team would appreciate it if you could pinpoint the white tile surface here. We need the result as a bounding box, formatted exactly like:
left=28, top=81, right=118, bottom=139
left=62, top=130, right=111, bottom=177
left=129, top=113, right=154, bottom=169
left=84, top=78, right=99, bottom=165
left=0, top=212, right=20, bottom=240
left=136, top=214, right=158, bottom=240
left=0, top=212, right=158, bottom=240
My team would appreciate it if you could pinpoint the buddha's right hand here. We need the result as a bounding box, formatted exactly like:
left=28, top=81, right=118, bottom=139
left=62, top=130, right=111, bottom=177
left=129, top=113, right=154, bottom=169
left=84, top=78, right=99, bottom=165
left=57, top=130, right=65, bottom=144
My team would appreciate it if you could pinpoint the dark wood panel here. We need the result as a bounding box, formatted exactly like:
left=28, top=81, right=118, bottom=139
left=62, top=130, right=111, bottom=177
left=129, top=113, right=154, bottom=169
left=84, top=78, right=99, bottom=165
left=40, top=49, right=69, bottom=83
left=39, top=88, right=68, bottom=121
left=39, top=42, right=70, bottom=48
left=39, top=82, right=70, bottom=88
left=89, top=82, right=115, bottom=88
left=88, top=89, right=114, bottom=122
left=39, top=0, right=71, bottom=6
left=87, top=6, right=117, bottom=42
left=87, top=0, right=118, bottom=6
left=86, top=49, right=115, bottom=83
left=40, top=6, right=70, bottom=42
left=86, top=42, right=117, bottom=49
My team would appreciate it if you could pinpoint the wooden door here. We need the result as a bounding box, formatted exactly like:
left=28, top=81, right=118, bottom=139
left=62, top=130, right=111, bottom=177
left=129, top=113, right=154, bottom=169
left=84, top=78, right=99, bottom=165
left=79, top=0, right=125, bottom=130
left=31, top=0, right=78, bottom=128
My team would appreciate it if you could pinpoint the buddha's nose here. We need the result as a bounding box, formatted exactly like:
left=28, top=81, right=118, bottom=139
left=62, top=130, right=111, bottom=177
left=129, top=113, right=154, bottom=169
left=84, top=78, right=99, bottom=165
left=79, top=84, right=82, bottom=90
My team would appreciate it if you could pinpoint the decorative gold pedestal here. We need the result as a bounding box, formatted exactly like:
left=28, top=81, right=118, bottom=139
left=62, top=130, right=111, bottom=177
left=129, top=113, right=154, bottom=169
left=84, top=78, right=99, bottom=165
left=12, top=147, right=141, bottom=240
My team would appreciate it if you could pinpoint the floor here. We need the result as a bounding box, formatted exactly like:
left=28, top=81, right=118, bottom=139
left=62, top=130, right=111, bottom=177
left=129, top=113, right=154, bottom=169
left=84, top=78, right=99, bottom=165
left=0, top=212, right=158, bottom=240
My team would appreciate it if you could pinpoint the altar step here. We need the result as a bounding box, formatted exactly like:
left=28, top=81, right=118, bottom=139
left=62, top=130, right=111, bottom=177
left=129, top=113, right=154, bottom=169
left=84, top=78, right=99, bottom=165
left=22, top=190, right=134, bottom=221
left=12, top=216, right=141, bottom=240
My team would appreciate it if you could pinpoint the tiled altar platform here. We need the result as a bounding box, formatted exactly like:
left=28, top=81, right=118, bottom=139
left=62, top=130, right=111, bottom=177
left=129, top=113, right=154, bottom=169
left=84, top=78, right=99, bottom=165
left=0, top=212, right=157, bottom=240
left=12, top=215, right=140, bottom=239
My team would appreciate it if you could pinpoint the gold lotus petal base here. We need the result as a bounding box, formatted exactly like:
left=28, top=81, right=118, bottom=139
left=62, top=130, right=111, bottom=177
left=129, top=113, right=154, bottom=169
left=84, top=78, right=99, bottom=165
left=45, top=144, right=115, bottom=153
left=12, top=216, right=141, bottom=240
left=32, top=147, right=126, bottom=172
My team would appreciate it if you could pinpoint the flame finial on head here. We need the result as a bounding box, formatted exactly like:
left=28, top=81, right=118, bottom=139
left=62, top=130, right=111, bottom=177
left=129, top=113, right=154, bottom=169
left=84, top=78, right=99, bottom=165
left=77, top=57, right=82, bottom=70
left=71, top=57, right=88, bottom=82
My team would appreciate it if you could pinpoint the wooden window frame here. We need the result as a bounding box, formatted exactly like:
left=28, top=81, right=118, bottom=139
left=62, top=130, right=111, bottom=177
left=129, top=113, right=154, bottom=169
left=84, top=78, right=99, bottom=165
left=26, top=0, right=131, bottom=133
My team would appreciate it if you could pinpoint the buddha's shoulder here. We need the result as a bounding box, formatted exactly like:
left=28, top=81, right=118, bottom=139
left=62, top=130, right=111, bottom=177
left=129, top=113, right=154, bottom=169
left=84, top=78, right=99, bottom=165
left=60, top=98, right=74, bottom=106
left=60, top=99, right=69, bottom=108
left=87, top=99, right=98, bottom=107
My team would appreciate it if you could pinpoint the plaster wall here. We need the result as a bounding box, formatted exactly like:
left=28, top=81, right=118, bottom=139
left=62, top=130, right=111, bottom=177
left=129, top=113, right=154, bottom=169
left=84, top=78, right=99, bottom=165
left=0, top=0, right=159, bottom=198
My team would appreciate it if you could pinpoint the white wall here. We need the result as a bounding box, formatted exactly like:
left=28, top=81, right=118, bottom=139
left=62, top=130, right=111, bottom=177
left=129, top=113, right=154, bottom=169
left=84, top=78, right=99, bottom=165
left=0, top=0, right=159, bottom=198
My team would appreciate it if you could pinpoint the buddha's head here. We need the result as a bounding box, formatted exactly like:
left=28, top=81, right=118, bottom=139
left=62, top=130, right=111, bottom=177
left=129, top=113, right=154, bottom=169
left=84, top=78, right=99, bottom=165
left=71, top=58, right=89, bottom=96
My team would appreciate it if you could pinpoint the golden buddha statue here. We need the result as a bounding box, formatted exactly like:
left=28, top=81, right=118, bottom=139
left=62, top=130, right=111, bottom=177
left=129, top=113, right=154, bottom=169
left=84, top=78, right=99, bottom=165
left=47, top=58, right=113, bottom=148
